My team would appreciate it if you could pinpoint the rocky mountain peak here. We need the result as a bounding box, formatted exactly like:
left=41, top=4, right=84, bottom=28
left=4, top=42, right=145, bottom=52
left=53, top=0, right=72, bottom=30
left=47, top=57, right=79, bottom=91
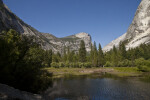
left=125, top=0, right=150, bottom=49
left=0, top=1, right=92, bottom=53
left=103, top=0, right=150, bottom=52
left=75, top=32, right=90, bottom=38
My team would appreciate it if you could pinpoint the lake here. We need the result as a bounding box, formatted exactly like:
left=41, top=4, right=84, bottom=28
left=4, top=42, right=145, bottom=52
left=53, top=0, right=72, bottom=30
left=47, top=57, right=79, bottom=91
left=42, top=74, right=150, bottom=100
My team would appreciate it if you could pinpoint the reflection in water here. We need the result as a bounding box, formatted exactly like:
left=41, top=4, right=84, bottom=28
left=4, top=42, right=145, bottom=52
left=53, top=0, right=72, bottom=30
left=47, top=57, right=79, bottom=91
left=42, top=75, right=150, bottom=100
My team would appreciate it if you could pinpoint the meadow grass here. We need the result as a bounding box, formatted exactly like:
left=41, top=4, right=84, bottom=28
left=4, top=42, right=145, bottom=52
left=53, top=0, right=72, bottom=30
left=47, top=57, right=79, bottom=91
left=43, top=67, right=143, bottom=78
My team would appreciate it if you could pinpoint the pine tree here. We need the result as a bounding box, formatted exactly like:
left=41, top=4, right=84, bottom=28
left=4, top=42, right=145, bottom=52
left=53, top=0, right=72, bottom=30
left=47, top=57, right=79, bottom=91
left=90, top=43, right=94, bottom=62
left=79, top=40, right=86, bottom=62
left=119, top=41, right=126, bottom=60
left=67, top=46, right=71, bottom=62
left=98, top=43, right=104, bottom=67
left=93, top=41, right=98, bottom=67
left=63, top=46, right=67, bottom=62
left=69, top=51, right=75, bottom=62
left=44, top=49, right=52, bottom=67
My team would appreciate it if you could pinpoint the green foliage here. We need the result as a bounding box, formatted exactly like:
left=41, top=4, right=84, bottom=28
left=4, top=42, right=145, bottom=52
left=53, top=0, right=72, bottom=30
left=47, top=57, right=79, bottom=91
left=51, top=62, right=59, bottom=68
left=119, top=41, right=127, bottom=60
left=1, top=29, right=150, bottom=94
left=135, top=58, right=150, bottom=72
left=52, top=53, right=60, bottom=62
left=0, top=29, right=51, bottom=93
left=50, top=62, right=92, bottom=68
left=117, top=59, right=132, bottom=67
left=59, top=62, right=65, bottom=67
left=98, top=43, right=105, bottom=66
left=65, top=61, right=70, bottom=67
left=104, top=41, right=150, bottom=68
left=79, top=40, right=87, bottom=62
left=84, top=62, right=92, bottom=68
left=104, top=61, right=113, bottom=67
left=44, top=50, right=52, bottom=67
left=92, top=41, right=98, bottom=67
left=138, top=66, right=150, bottom=72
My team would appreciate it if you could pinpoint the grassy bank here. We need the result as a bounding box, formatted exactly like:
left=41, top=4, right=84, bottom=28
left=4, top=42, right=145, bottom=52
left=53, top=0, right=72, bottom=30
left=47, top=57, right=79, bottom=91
left=43, top=67, right=144, bottom=78
left=105, top=67, right=142, bottom=77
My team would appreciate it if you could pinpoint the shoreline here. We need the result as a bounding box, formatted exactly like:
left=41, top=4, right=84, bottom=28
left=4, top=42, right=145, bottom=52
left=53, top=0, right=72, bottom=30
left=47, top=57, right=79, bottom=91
left=1, top=67, right=149, bottom=100
left=44, top=67, right=144, bottom=78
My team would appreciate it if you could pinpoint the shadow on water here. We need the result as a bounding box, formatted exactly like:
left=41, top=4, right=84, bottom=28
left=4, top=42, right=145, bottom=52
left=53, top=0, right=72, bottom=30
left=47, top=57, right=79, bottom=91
left=42, top=73, right=150, bottom=100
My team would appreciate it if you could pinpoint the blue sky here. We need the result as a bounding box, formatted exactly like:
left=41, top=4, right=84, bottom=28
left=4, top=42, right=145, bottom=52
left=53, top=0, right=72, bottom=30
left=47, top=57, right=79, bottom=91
left=3, top=0, right=141, bottom=47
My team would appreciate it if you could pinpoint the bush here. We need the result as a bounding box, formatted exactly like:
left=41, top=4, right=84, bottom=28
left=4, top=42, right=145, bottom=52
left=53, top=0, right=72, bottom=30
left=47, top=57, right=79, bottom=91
left=79, top=62, right=84, bottom=68
left=84, top=62, right=92, bottom=68
left=65, top=61, right=70, bottom=67
left=118, top=59, right=132, bottom=67
left=73, top=62, right=79, bottom=68
left=135, top=58, right=150, bottom=72
left=135, top=58, right=145, bottom=67
left=104, top=61, right=113, bottom=67
left=59, top=62, right=65, bottom=67
left=51, top=62, right=59, bottom=68
left=138, top=65, right=150, bottom=72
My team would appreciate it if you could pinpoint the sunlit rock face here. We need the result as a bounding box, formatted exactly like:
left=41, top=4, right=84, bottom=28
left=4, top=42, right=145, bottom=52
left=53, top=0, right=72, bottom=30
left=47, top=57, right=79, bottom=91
left=41, top=32, right=92, bottom=53
left=102, top=33, right=127, bottom=52
left=103, top=0, right=150, bottom=52
left=0, top=0, right=92, bottom=53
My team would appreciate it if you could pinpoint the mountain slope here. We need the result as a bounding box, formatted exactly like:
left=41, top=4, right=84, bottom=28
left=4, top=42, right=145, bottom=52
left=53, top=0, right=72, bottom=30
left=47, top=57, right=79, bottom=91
left=103, top=0, right=150, bottom=52
left=0, top=0, right=91, bottom=53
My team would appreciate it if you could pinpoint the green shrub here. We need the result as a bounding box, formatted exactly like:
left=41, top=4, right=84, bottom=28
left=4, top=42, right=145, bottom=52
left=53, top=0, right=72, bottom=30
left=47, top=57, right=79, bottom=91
left=59, top=62, right=64, bottom=67
left=79, top=62, right=84, bottom=68
left=138, top=65, right=150, bottom=72
left=74, top=62, right=79, bottom=68
left=135, top=58, right=145, bottom=67
left=51, top=62, right=59, bottom=68
left=84, top=62, right=92, bottom=68
left=118, top=59, right=132, bottom=67
left=135, top=58, right=150, bottom=72
left=65, top=61, right=70, bottom=67
left=104, top=61, right=113, bottom=67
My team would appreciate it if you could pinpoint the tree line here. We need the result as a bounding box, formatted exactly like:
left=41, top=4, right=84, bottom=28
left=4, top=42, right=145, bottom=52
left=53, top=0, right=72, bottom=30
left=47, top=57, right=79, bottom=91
left=0, top=29, right=150, bottom=93
left=50, top=40, right=150, bottom=71
left=50, top=37, right=150, bottom=72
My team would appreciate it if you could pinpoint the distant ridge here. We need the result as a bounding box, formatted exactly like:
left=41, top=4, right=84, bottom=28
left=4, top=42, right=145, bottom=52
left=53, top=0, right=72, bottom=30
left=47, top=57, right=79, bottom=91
left=0, top=0, right=92, bottom=53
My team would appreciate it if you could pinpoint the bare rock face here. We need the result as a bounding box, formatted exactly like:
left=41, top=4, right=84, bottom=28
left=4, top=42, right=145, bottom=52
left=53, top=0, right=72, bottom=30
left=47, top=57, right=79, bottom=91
left=0, top=83, right=43, bottom=100
left=103, top=0, right=150, bottom=52
left=41, top=32, right=92, bottom=53
left=75, top=32, right=92, bottom=52
left=102, top=33, right=127, bottom=52
left=0, top=0, right=92, bottom=53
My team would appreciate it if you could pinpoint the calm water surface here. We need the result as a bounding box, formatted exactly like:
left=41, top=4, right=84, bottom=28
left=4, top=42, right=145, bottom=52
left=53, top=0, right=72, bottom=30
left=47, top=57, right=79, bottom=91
left=42, top=75, right=150, bottom=100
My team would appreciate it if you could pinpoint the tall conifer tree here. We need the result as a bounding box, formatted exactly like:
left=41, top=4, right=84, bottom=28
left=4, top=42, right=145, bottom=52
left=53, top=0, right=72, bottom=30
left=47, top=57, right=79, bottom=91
left=98, top=43, right=104, bottom=66
left=93, top=41, right=98, bottom=67
left=79, top=40, right=86, bottom=62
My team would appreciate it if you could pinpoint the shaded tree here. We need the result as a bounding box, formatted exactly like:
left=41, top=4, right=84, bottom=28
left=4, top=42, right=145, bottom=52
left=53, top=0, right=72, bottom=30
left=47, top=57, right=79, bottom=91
left=79, top=40, right=86, bottom=62
left=98, top=43, right=104, bottom=66
left=93, top=41, right=98, bottom=67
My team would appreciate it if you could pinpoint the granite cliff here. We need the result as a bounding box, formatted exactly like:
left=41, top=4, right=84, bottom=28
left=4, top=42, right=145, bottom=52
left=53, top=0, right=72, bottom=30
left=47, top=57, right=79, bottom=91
left=103, top=0, right=150, bottom=52
left=0, top=0, right=92, bottom=53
